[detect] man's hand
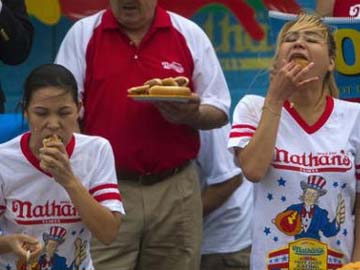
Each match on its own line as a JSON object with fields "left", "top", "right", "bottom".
{"left": 154, "top": 94, "right": 201, "bottom": 128}
{"left": 155, "top": 94, "right": 227, "bottom": 129}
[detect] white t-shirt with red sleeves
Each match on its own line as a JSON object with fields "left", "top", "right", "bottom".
{"left": 228, "top": 95, "right": 360, "bottom": 270}
{"left": 0, "top": 132, "right": 124, "bottom": 270}
{"left": 197, "top": 124, "right": 253, "bottom": 255}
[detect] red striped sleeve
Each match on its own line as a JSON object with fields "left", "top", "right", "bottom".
{"left": 94, "top": 193, "right": 122, "bottom": 203}
{"left": 231, "top": 124, "right": 256, "bottom": 130}
{"left": 229, "top": 132, "right": 254, "bottom": 138}
{"left": 89, "top": 183, "right": 119, "bottom": 195}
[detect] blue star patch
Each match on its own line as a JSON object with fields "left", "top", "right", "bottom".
{"left": 277, "top": 177, "right": 286, "bottom": 186}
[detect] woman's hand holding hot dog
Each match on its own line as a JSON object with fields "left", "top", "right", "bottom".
{"left": 0, "top": 234, "right": 42, "bottom": 260}
{"left": 267, "top": 59, "right": 318, "bottom": 104}
{"left": 39, "top": 139, "right": 77, "bottom": 187}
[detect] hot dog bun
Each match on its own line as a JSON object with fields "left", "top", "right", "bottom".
{"left": 144, "top": 78, "right": 162, "bottom": 87}
{"left": 149, "top": 86, "right": 191, "bottom": 96}
{"left": 42, "top": 134, "right": 62, "bottom": 148}
{"left": 127, "top": 85, "right": 150, "bottom": 95}
{"left": 293, "top": 57, "right": 309, "bottom": 68}
{"left": 174, "top": 76, "right": 189, "bottom": 86}
{"left": 128, "top": 76, "right": 191, "bottom": 98}
{"left": 161, "top": 77, "right": 178, "bottom": 86}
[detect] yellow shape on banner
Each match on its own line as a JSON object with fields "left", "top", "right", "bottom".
{"left": 335, "top": 28, "right": 360, "bottom": 76}
{"left": 25, "top": 0, "right": 61, "bottom": 25}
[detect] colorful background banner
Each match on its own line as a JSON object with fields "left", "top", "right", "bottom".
{"left": 4, "top": 0, "right": 358, "bottom": 142}
{"left": 1, "top": 0, "right": 316, "bottom": 114}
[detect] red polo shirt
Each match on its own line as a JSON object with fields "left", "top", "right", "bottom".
{"left": 56, "top": 7, "right": 230, "bottom": 174}
{"left": 333, "top": 0, "right": 360, "bottom": 17}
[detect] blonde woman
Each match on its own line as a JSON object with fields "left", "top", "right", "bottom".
{"left": 229, "top": 14, "right": 360, "bottom": 269}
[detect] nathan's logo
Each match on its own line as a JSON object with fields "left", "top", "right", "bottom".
{"left": 12, "top": 200, "right": 80, "bottom": 225}
{"left": 292, "top": 246, "right": 324, "bottom": 256}
{"left": 161, "top": 61, "right": 184, "bottom": 73}
{"left": 272, "top": 148, "right": 352, "bottom": 173}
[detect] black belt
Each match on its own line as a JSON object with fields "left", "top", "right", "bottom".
{"left": 117, "top": 161, "right": 190, "bottom": 185}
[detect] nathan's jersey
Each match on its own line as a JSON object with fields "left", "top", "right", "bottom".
{"left": 0, "top": 133, "right": 124, "bottom": 270}
{"left": 228, "top": 95, "right": 360, "bottom": 270}
{"left": 334, "top": 0, "right": 360, "bottom": 18}
{"left": 55, "top": 7, "right": 230, "bottom": 174}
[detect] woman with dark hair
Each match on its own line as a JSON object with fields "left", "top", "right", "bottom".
{"left": 0, "top": 64, "right": 124, "bottom": 270}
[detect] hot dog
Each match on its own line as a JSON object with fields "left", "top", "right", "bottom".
{"left": 293, "top": 57, "right": 309, "bottom": 68}
{"left": 174, "top": 76, "right": 189, "bottom": 86}
{"left": 144, "top": 78, "right": 162, "bottom": 87}
{"left": 149, "top": 86, "right": 191, "bottom": 96}
{"left": 161, "top": 77, "right": 178, "bottom": 86}
{"left": 127, "top": 85, "right": 150, "bottom": 95}
{"left": 128, "top": 76, "right": 191, "bottom": 97}
{"left": 42, "top": 134, "right": 62, "bottom": 148}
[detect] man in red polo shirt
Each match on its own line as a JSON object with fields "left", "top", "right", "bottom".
{"left": 55, "top": 1, "right": 230, "bottom": 269}
{"left": 316, "top": 0, "right": 360, "bottom": 17}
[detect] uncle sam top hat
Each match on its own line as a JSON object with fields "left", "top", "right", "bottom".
{"left": 43, "top": 226, "right": 67, "bottom": 244}
{"left": 300, "top": 175, "right": 327, "bottom": 196}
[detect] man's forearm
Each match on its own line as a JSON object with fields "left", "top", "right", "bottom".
{"left": 192, "top": 104, "right": 228, "bottom": 130}
{"left": 202, "top": 174, "right": 243, "bottom": 217}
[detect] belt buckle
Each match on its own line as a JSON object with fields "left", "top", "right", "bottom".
{"left": 139, "top": 172, "right": 152, "bottom": 184}
{"left": 173, "top": 167, "right": 180, "bottom": 175}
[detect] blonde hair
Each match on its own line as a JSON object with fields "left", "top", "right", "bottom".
{"left": 272, "top": 14, "right": 338, "bottom": 97}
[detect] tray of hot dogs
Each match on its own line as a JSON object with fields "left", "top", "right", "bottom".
{"left": 127, "top": 77, "right": 197, "bottom": 103}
